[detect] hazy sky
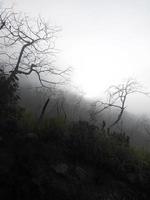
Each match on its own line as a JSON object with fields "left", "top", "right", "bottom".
{"left": 3, "top": 0, "right": 150, "bottom": 115}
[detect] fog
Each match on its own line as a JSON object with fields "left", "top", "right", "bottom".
{"left": 2, "top": 2, "right": 150, "bottom": 198}
{"left": 3, "top": 0, "right": 150, "bottom": 116}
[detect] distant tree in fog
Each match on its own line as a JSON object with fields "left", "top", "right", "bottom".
{"left": 0, "top": 7, "right": 69, "bottom": 87}
{"left": 94, "top": 79, "right": 148, "bottom": 128}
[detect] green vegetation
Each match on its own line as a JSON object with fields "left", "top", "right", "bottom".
{"left": 1, "top": 70, "right": 150, "bottom": 200}
{"left": 0, "top": 6, "right": 150, "bottom": 200}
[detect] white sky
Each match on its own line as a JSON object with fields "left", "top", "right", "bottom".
{"left": 2, "top": 0, "right": 150, "bottom": 115}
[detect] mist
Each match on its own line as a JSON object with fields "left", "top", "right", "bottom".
{"left": 1, "top": 1, "right": 150, "bottom": 199}
{"left": 3, "top": 0, "right": 150, "bottom": 116}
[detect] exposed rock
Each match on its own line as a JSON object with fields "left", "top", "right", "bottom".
{"left": 52, "top": 163, "right": 68, "bottom": 176}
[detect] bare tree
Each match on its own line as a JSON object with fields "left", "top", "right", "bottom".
{"left": 39, "top": 98, "right": 50, "bottom": 121}
{"left": 94, "top": 79, "right": 148, "bottom": 128}
{"left": 0, "top": 8, "right": 69, "bottom": 87}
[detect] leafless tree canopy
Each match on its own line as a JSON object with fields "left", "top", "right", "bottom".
{"left": 0, "top": 8, "right": 69, "bottom": 87}
{"left": 93, "top": 79, "right": 149, "bottom": 128}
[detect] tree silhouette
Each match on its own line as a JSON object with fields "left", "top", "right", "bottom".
{"left": 0, "top": 8, "right": 69, "bottom": 87}
{"left": 94, "top": 79, "right": 149, "bottom": 128}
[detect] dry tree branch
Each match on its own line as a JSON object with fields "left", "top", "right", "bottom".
{"left": 0, "top": 7, "right": 69, "bottom": 88}
{"left": 93, "top": 79, "right": 149, "bottom": 128}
